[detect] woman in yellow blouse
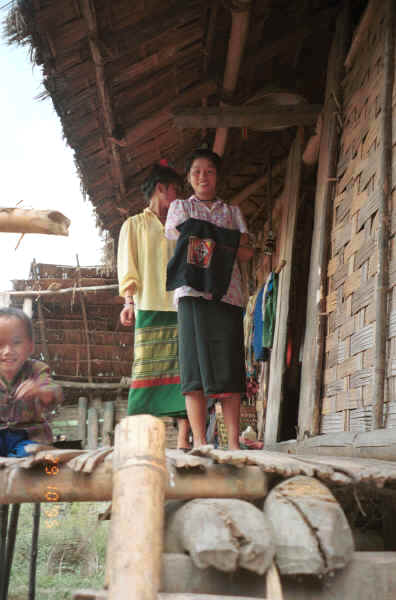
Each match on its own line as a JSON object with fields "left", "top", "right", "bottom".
{"left": 117, "top": 163, "right": 189, "bottom": 449}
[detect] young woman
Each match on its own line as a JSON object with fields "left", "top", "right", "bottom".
{"left": 165, "top": 149, "right": 253, "bottom": 450}
{"left": 118, "top": 163, "right": 190, "bottom": 449}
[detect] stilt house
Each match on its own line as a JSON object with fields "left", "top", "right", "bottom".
{"left": 6, "top": 0, "right": 394, "bottom": 456}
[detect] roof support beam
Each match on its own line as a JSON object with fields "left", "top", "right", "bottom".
{"left": 173, "top": 103, "right": 321, "bottom": 130}
{"left": 81, "top": 0, "right": 127, "bottom": 199}
{"left": 123, "top": 80, "right": 217, "bottom": 147}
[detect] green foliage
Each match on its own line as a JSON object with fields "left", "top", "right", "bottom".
{"left": 8, "top": 502, "right": 109, "bottom": 600}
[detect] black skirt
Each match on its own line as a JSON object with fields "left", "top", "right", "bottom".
{"left": 177, "top": 296, "right": 246, "bottom": 396}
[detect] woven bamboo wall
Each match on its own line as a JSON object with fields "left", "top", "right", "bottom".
{"left": 321, "top": 4, "right": 396, "bottom": 434}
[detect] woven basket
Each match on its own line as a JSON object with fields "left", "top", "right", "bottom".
{"left": 215, "top": 403, "right": 257, "bottom": 449}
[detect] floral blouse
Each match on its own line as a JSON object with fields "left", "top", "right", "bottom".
{"left": 165, "top": 196, "right": 248, "bottom": 307}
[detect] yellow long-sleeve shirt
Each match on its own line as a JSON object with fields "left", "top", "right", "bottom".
{"left": 117, "top": 208, "right": 177, "bottom": 312}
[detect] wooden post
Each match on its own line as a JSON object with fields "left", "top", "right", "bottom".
{"left": 298, "top": 2, "right": 351, "bottom": 439}
{"left": 108, "top": 416, "right": 166, "bottom": 600}
{"left": 2, "top": 504, "right": 20, "bottom": 600}
{"left": 373, "top": 0, "right": 394, "bottom": 429}
{"left": 87, "top": 407, "right": 99, "bottom": 450}
{"left": 103, "top": 402, "right": 114, "bottom": 447}
{"left": 264, "top": 129, "right": 303, "bottom": 445}
{"left": 78, "top": 397, "right": 88, "bottom": 448}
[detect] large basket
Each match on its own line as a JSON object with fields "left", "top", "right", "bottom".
{"left": 215, "top": 402, "right": 257, "bottom": 449}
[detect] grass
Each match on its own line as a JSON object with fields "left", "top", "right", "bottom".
{"left": 7, "top": 501, "right": 109, "bottom": 600}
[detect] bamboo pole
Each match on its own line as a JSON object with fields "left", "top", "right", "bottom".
{"left": 81, "top": 0, "right": 126, "bottom": 202}
{"left": 2, "top": 504, "right": 20, "bottom": 600}
{"left": 108, "top": 416, "right": 166, "bottom": 600}
{"left": 78, "top": 397, "right": 88, "bottom": 448}
{"left": 28, "top": 503, "right": 41, "bottom": 600}
{"left": 0, "top": 461, "right": 268, "bottom": 504}
{"left": 103, "top": 402, "right": 114, "bottom": 447}
{"left": 56, "top": 381, "right": 129, "bottom": 390}
{"left": 0, "top": 506, "right": 9, "bottom": 600}
{"left": 373, "top": 0, "right": 394, "bottom": 429}
{"left": 87, "top": 407, "right": 99, "bottom": 449}
{"left": 7, "top": 284, "right": 118, "bottom": 297}
{"left": 298, "top": 2, "right": 351, "bottom": 439}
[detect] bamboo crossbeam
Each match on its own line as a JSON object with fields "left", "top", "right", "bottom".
{"left": 81, "top": 0, "right": 126, "bottom": 200}
{"left": 173, "top": 104, "right": 321, "bottom": 130}
{"left": 0, "top": 463, "right": 268, "bottom": 504}
{"left": 7, "top": 284, "right": 118, "bottom": 297}
{"left": 54, "top": 380, "right": 129, "bottom": 390}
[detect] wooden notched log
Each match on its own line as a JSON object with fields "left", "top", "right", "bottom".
{"left": 263, "top": 476, "right": 354, "bottom": 576}
{"left": 164, "top": 499, "right": 275, "bottom": 574}
{"left": 0, "top": 207, "right": 70, "bottom": 236}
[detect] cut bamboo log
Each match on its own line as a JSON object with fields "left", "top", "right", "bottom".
{"left": 0, "top": 208, "right": 70, "bottom": 235}
{"left": 73, "top": 593, "right": 270, "bottom": 600}
{"left": 0, "top": 461, "right": 268, "bottom": 504}
{"left": 108, "top": 415, "right": 166, "bottom": 600}
{"left": 78, "top": 397, "right": 88, "bottom": 448}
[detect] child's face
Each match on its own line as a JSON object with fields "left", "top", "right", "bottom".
{"left": 188, "top": 158, "right": 217, "bottom": 201}
{"left": 0, "top": 317, "right": 33, "bottom": 382}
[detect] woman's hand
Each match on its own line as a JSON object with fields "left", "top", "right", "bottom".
{"left": 120, "top": 305, "right": 135, "bottom": 327}
{"left": 237, "top": 233, "right": 254, "bottom": 262}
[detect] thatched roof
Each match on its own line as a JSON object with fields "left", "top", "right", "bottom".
{"left": 4, "top": 0, "right": 357, "bottom": 239}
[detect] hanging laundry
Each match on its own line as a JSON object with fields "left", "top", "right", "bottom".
{"left": 262, "top": 272, "right": 278, "bottom": 349}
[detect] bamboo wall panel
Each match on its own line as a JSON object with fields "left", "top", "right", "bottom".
{"left": 321, "top": 3, "right": 395, "bottom": 434}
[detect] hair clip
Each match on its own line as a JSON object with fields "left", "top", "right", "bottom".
{"left": 158, "top": 158, "right": 169, "bottom": 167}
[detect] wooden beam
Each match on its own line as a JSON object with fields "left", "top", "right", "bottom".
{"left": 270, "top": 429, "right": 396, "bottom": 462}
{"left": 264, "top": 129, "right": 304, "bottom": 445}
{"left": 173, "top": 104, "right": 321, "bottom": 130}
{"left": 298, "top": 3, "right": 351, "bottom": 439}
{"left": 373, "top": 0, "right": 394, "bottom": 428}
{"left": 0, "top": 462, "right": 268, "bottom": 504}
{"left": 81, "top": 0, "right": 126, "bottom": 199}
{"left": 124, "top": 80, "right": 217, "bottom": 147}
{"left": 0, "top": 208, "right": 70, "bottom": 236}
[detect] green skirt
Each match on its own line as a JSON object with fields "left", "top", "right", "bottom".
{"left": 128, "top": 310, "right": 186, "bottom": 418}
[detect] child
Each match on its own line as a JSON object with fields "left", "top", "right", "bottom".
{"left": 165, "top": 149, "right": 253, "bottom": 450}
{"left": 0, "top": 307, "right": 63, "bottom": 457}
